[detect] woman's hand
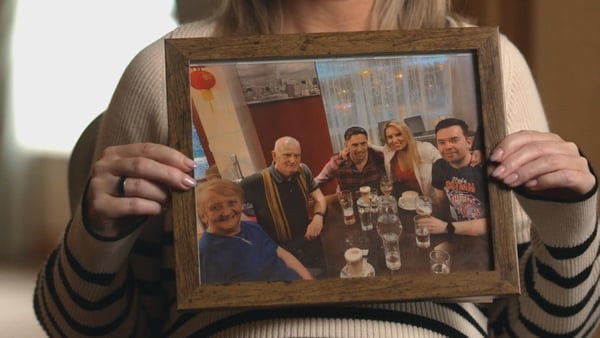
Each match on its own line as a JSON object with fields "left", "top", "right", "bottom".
{"left": 490, "top": 131, "right": 596, "bottom": 198}
{"left": 86, "top": 143, "right": 197, "bottom": 237}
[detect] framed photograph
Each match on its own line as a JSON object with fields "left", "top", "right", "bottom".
{"left": 165, "top": 27, "right": 519, "bottom": 311}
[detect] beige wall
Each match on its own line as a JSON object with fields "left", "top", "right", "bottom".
{"left": 531, "top": 1, "right": 599, "bottom": 210}
{"left": 191, "top": 65, "right": 266, "bottom": 178}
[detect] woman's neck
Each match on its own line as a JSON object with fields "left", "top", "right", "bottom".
{"left": 393, "top": 148, "right": 412, "bottom": 169}
{"left": 280, "top": 0, "right": 374, "bottom": 33}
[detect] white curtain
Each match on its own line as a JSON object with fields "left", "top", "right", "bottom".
{"left": 315, "top": 53, "right": 477, "bottom": 152}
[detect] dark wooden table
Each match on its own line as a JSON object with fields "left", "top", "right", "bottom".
{"left": 320, "top": 195, "right": 491, "bottom": 278}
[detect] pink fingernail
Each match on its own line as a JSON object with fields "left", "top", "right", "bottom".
{"left": 489, "top": 149, "right": 503, "bottom": 162}
{"left": 503, "top": 173, "right": 519, "bottom": 185}
{"left": 492, "top": 165, "right": 505, "bottom": 178}
{"left": 185, "top": 158, "right": 196, "bottom": 169}
{"left": 183, "top": 177, "right": 197, "bottom": 188}
{"left": 525, "top": 179, "right": 538, "bottom": 189}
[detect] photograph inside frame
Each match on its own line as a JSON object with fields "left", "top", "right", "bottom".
{"left": 190, "top": 52, "right": 492, "bottom": 286}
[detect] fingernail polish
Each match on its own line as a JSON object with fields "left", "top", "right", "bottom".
{"left": 185, "top": 158, "right": 196, "bottom": 169}
{"left": 503, "top": 173, "right": 519, "bottom": 185}
{"left": 183, "top": 177, "right": 197, "bottom": 188}
{"left": 525, "top": 179, "right": 538, "bottom": 189}
{"left": 489, "top": 149, "right": 503, "bottom": 162}
{"left": 492, "top": 165, "right": 505, "bottom": 178}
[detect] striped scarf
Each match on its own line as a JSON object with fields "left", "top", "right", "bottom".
{"left": 261, "top": 165, "right": 310, "bottom": 242}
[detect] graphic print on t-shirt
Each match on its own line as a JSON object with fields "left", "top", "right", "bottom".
{"left": 444, "top": 176, "right": 485, "bottom": 221}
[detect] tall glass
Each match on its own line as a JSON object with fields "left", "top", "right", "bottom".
{"left": 376, "top": 212, "right": 402, "bottom": 237}
{"left": 376, "top": 196, "right": 402, "bottom": 237}
{"left": 357, "top": 200, "right": 373, "bottom": 230}
{"left": 381, "top": 232, "right": 401, "bottom": 270}
{"left": 369, "top": 188, "right": 379, "bottom": 229}
{"left": 337, "top": 190, "right": 355, "bottom": 225}
{"left": 413, "top": 215, "right": 430, "bottom": 249}
{"left": 357, "top": 186, "right": 374, "bottom": 231}
{"left": 416, "top": 195, "right": 433, "bottom": 216}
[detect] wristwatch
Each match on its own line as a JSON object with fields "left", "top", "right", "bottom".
{"left": 446, "top": 222, "right": 456, "bottom": 234}
{"left": 314, "top": 211, "right": 325, "bottom": 217}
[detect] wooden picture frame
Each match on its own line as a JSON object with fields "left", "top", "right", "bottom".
{"left": 165, "top": 27, "right": 519, "bottom": 311}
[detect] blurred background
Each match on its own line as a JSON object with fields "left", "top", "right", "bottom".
{"left": 0, "top": 0, "right": 598, "bottom": 336}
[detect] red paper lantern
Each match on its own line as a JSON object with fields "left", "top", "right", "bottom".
{"left": 190, "top": 67, "right": 216, "bottom": 90}
{"left": 190, "top": 66, "right": 216, "bottom": 111}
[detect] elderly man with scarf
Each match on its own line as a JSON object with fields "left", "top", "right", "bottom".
{"left": 240, "top": 136, "right": 328, "bottom": 276}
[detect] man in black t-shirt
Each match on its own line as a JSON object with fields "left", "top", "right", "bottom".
{"left": 417, "top": 118, "right": 488, "bottom": 236}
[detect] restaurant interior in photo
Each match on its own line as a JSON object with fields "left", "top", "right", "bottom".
{"left": 190, "top": 53, "right": 479, "bottom": 196}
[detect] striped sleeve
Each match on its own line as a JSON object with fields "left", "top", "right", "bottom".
{"left": 33, "top": 209, "right": 147, "bottom": 337}
{"left": 488, "top": 34, "right": 600, "bottom": 337}
{"left": 490, "top": 192, "right": 600, "bottom": 337}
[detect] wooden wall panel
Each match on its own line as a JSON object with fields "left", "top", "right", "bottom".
{"left": 453, "top": 0, "right": 532, "bottom": 63}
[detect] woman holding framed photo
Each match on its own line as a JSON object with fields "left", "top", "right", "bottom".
{"left": 33, "top": 1, "right": 598, "bottom": 337}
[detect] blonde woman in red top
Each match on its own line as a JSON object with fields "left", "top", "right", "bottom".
{"left": 372, "top": 120, "right": 441, "bottom": 197}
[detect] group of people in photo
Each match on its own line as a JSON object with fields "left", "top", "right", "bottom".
{"left": 197, "top": 116, "right": 488, "bottom": 284}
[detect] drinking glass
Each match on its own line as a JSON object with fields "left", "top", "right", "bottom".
{"left": 369, "top": 188, "right": 379, "bottom": 230}
{"left": 381, "top": 232, "right": 401, "bottom": 270}
{"left": 357, "top": 186, "right": 374, "bottom": 231}
{"left": 337, "top": 190, "right": 355, "bottom": 225}
{"left": 429, "top": 249, "right": 451, "bottom": 274}
{"left": 416, "top": 195, "right": 433, "bottom": 216}
{"left": 379, "top": 175, "right": 393, "bottom": 196}
{"left": 413, "top": 215, "right": 430, "bottom": 249}
{"left": 376, "top": 210, "right": 402, "bottom": 237}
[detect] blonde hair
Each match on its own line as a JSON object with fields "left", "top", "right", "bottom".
{"left": 210, "top": 0, "right": 457, "bottom": 36}
{"left": 195, "top": 178, "right": 244, "bottom": 214}
{"left": 383, "top": 120, "right": 422, "bottom": 165}
{"left": 372, "top": 0, "right": 452, "bottom": 30}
